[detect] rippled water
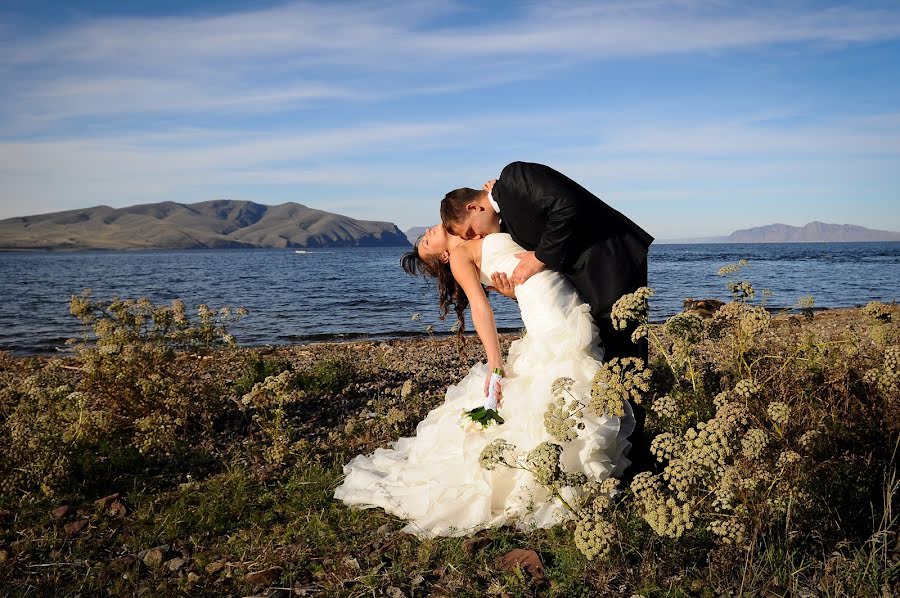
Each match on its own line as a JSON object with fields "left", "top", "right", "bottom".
{"left": 1, "top": 242, "right": 897, "bottom": 354}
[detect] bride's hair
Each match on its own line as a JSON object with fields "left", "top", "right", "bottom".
{"left": 401, "top": 240, "right": 469, "bottom": 351}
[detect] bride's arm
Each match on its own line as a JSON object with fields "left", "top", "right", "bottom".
{"left": 449, "top": 248, "right": 504, "bottom": 395}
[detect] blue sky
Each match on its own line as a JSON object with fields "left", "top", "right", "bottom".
{"left": 1, "top": 1, "right": 899, "bottom": 238}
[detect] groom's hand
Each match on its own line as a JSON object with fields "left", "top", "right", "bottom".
{"left": 487, "top": 272, "right": 517, "bottom": 300}
{"left": 511, "top": 252, "right": 546, "bottom": 285}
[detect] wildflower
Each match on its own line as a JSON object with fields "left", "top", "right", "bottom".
{"left": 611, "top": 287, "right": 654, "bottom": 330}
{"left": 631, "top": 324, "right": 650, "bottom": 343}
{"left": 589, "top": 357, "right": 650, "bottom": 418}
{"left": 550, "top": 377, "right": 576, "bottom": 398}
{"left": 650, "top": 432, "right": 680, "bottom": 462}
{"left": 479, "top": 439, "right": 517, "bottom": 471}
{"left": 385, "top": 407, "right": 406, "bottom": 426}
{"left": 862, "top": 301, "right": 892, "bottom": 323}
{"left": 665, "top": 313, "right": 704, "bottom": 345}
{"left": 740, "top": 428, "right": 768, "bottom": 460}
{"left": 708, "top": 517, "right": 747, "bottom": 545}
{"left": 652, "top": 394, "right": 679, "bottom": 419}
{"left": 526, "top": 441, "right": 564, "bottom": 487}
{"left": 727, "top": 281, "right": 755, "bottom": 301}
{"left": 733, "top": 379, "right": 760, "bottom": 400}
{"left": 799, "top": 429, "right": 820, "bottom": 451}
{"left": 777, "top": 450, "right": 802, "bottom": 469}
{"left": 766, "top": 401, "right": 791, "bottom": 427}
{"left": 544, "top": 398, "right": 579, "bottom": 442}
{"left": 574, "top": 516, "right": 615, "bottom": 560}
{"left": 717, "top": 259, "right": 748, "bottom": 276}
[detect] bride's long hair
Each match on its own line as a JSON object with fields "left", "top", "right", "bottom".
{"left": 401, "top": 240, "right": 469, "bottom": 350}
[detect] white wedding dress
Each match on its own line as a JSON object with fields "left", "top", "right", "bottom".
{"left": 334, "top": 233, "right": 634, "bottom": 537}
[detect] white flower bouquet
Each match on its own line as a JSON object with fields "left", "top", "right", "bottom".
{"left": 463, "top": 368, "right": 505, "bottom": 428}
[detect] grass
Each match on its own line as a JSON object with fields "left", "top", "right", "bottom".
{"left": 0, "top": 300, "right": 897, "bottom": 596}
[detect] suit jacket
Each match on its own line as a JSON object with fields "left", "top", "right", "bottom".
{"left": 492, "top": 161, "right": 654, "bottom": 273}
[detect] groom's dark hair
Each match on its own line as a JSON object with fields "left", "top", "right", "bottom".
{"left": 440, "top": 187, "right": 482, "bottom": 229}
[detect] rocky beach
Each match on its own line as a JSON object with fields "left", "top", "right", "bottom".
{"left": 0, "top": 301, "right": 897, "bottom": 596}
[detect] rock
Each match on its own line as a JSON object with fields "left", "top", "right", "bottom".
{"left": 50, "top": 506, "right": 71, "bottom": 520}
{"left": 462, "top": 536, "right": 490, "bottom": 555}
{"left": 165, "top": 557, "right": 188, "bottom": 572}
{"left": 94, "top": 493, "right": 121, "bottom": 511}
{"left": 400, "top": 379, "right": 414, "bottom": 398}
{"left": 107, "top": 500, "right": 128, "bottom": 518}
{"left": 496, "top": 549, "right": 545, "bottom": 585}
{"left": 109, "top": 555, "right": 138, "bottom": 571}
{"left": 142, "top": 547, "right": 168, "bottom": 569}
{"left": 343, "top": 557, "right": 360, "bottom": 571}
{"left": 205, "top": 560, "right": 226, "bottom": 574}
{"left": 410, "top": 574, "right": 424, "bottom": 586}
{"left": 244, "top": 566, "right": 283, "bottom": 587}
{"left": 376, "top": 523, "right": 392, "bottom": 535}
{"left": 64, "top": 519, "right": 89, "bottom": 536}
{"left": 386, "top": 588, "right": 405, "bottom": 598}
{"left": 683, "top": 298, "right": 724, "bottom": 317}
{"left": 187, "top": 572, "right": 201, "bottom": 584}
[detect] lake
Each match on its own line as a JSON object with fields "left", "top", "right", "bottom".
{"left": 1, "top": 242, "right": 897, "bottom": 355}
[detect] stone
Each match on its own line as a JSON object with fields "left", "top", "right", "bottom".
{"left": 50, "top": 506, "right": 71, "bottom": 520}
{"left": 109, "top": 555, "right": 138, "bottom": 571}
{"left": 496, "top": 549, "right": 545, "bottom": 585}
{"left": 64, "top": 519, "right": 88, "bottom": 536}
{"left": 376, "top": 523, "right": 392, "bottom": 535}
{"left": 142, "top": 547, "right": 167, "bottom": 569}
{"left": 462, "top": 536, "right": 490, "bottom": 556}
{"left": 165, "top": 557, "right": 188, "bottom": 572}
{"left": 244, "top": 566, "right": 283, "bottom": 587}
{"left": 205, "top": 560, "right": 226, "bottom": 574}
{"left": 107, "top": 501, "right": 128, "bottom": 518}
{"left": 682, "top": 298, "right": 725, "bottom": 318}
{"left": 94, "top": 493, "right": 121, "bottom": 510}
{"left": 187, "top": 572, "right": 201, "bottom": 584}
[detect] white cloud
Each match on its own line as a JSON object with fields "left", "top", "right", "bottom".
{"left": 3, "top": 1, "right": 900, "bottom": 125}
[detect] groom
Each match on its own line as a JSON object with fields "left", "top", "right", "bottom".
{"left": 440, "top": 161, "right": 654, "bottom": 473}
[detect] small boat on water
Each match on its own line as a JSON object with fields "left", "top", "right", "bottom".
{"left": 294, "top": 250, "right": 308, "bottom": 254}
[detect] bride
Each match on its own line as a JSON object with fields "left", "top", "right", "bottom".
{"left": 333, "top": 225, "right": 634, "bottom": 537}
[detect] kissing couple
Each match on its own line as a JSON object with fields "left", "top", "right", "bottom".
{"left": 335, "top": 161, "right": 654, "bottom": 537}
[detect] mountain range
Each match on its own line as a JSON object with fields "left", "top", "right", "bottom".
{"left": 661, "top": 222, "right": 900, "bottom": 244}
{"left": 0, "top": 200, "right": 410, "bottom": 250}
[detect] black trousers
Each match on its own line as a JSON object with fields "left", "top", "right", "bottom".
{"left": 564, "top": 237, "right": 653, "bottom": 479}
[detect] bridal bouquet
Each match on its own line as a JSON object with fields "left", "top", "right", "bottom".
{"left": 463, "top": 368, "right": 505, "bottom": 429}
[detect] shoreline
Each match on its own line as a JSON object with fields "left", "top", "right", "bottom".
{"left": 1, "top": 304, "right": 887, "bottom": 358}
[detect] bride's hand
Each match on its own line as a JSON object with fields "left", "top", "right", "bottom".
{"left": 483, "top": 179, "right": 497, "bottom": 194}
{"left": 487, "top": 272, "right": 516, "bottom": 300}
{"left": 483, "top": 372, "right": 503, "bottom": 405}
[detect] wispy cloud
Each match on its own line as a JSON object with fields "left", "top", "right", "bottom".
{"left": 1, "top": 1, "right": 898, "bottom": 235}
{"left": 4, "top": 1, "right": 900, "bottom": 125}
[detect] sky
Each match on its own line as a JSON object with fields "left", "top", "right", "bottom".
{"left": 1, "top": 0, "right": 899, "bottom": 239}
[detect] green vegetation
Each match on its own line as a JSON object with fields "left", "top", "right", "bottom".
{"left": 0, "top": 280, "right": 897, "bottom": 596}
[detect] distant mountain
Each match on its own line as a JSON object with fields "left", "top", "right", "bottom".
{"left": 0, "top": 200, "right": 411, "bottom": 250}
{"left": 405, "top": 226, "right": 428, "bottom": 244}
{"left": 727, "top": 222, "right": 900, "bottom": 243}
{"left": 657, "top": 222, "right": 900, "bottom": 244}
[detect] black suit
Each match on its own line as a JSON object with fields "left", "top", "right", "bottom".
{"left": 492, "top": 161, "right": 654, "bottom": 477}
{"left": 492, "top": 161, "right": 653, "bottom": 360}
